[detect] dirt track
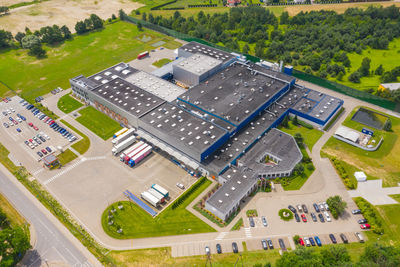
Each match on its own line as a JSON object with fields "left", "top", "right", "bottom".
{"left": 0, "top": 0, "right": 143, "bottom": 34}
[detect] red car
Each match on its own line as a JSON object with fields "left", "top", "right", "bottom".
{"left": 3, "top": 98, "right": 8, "bottom": 103}
{"left": 29, "top": 139, "right": 33, "bottom": 143}
{"left": 41, "top": 149, "right": 47, "bottom": 155}
{"left": 301, "top": 214, "right": 307, "bottom": 222}
{"left": 360, "top": 224, "right": 371, "bottom": 229}
{"left": 299, "top": 238, "right": 305, "bottom": 246}
{"left": 28, "top": 122, "right": 33, "bottom": 127}
{"left": 33, "top": 126, "right": 38, "bottom": 131}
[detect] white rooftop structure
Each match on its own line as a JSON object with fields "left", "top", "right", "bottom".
{"left": 380, "top": 83, "right": 400, "bottom": 91}
{"left": 354, "top": 171, "right": 367, "bottom": 182}
{"left": 126, "top": 71, "right": 186, "bottom": 102}
{"left": 177, "top": 53, "right": 222, "bottom": 76}
{"left": 335, "top": 126, "right": 360, "bottom": 143}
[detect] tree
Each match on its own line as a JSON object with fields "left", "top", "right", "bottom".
{"left": 337, "top": 71, "right": 344, "bottom": 81}
{"left": 142, "top": 12, "right": 147, "bottom": 21}
{"left": 0, "top": 29, "right": 13, "bottom": 48}
{"left": 384, "top": 118, "right": 392, "bottom": 131}
{"left": 148, "top": 13, "right": 154, "bottom": 23}
{"left": 348, "top": 71, "right": 361, "bottom": 83}
{"left": 358, "top": 57, "right": 371, "bottom": 77}
{"left": 281, "top": 115, "right": 289, "bottom": 128}
{"left": 381, "top": 71, "right": 397, "bottom": 83}
{"left": 75, "top": 21, "right": 87, "bottom": 34}
{"left": 326, "top": 195, "right": 347, "bottom": 219}
{"left": 276, "top": 246, "right": 322, "bottom": 267}
{"left": 242, "top": 43, "right": 250, "bottom": 54}
{"left": 294, "top": 163, "right": 304, "bottom": 175}
{"left": 292, "top": 115, "right": 298, "bottom": 125}
{"left": 0, "top": 6, "right": 9, "bottom": 15}
{"left": 137, "top": 22, "right": 143, "bottom": 31}
{"left": 321, "top": 246, "right": 351, "bottom": 266}
{"left": 280, "top": 11, "right": 289, "bottom": 24}
{"left": 14, "top": 32, "right": 26, "bottom": 46}
{"left": 358, "top": 243, "right": 400, "bottom": 267}
{"left": 90, "top": 14, "right": 103, "bottom": 29}
{"left": 294, "top": 133, "right": 304, "bottom": 148}
{"left": 21, "top": 35, "right": 40, "bottom": 49}
{"left": 293, "top": 235, "right": 300, "bottom": 245}
{"left": 375, "top": 64, "right": 384, "bottom": 76}
{"left": 29, "top": 44, "right": 46, "bottom": 58}
{"left": 112, "top": 14, "right": 117, "bottom": 20}
{"left": 61, "top": 25, "right": 72, "bottom": 39}
{"left": 119, "top": 9, "right": 127, "bottom": 20}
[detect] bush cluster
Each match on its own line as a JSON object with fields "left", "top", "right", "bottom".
{"left": 354, "top": 197, "right": 384, "bottom": 234}
{"left": 246, "top": 209, "right": 258, "bottom": 217}
{"left": 278, "top": 208, "right": 294, "bottom": 221}
{"left": 330, "top": 157, "right": 356, "bottom": 189}
{"left": 171, "top": 177, "right": 206, "bottom": 209}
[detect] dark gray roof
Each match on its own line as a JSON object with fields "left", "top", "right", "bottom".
{"left": 178, "top": 62, "right": 291, "bottom": 127}
{"left": 92, "top": 77, "right": 165, "bottom": 117}
{"left": 179, "top": 41, "right": 235, "bottom": 64}
{"left": 87, "top": 62, "right": 139, "bottom": 88}
{"left": 140, "top": 102, "right": 228, "bottom": 154}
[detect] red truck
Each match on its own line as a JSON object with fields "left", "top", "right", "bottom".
{"left": 137, "top": 51, "right": 149, "bottom": 59}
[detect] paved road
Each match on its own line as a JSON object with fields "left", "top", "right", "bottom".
{"left": 0, "top": 164, "right": 100, "bottom": 267}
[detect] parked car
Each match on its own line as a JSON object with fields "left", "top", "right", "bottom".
{"left": 340, "top": 233, "right": 348, "bottom": 244}
{"left": 16, "top": 128, "right": 21, "bottom": 132}
{"left": 352, "top": 209, "right": 362, "bottom": 215}
{"left": 37, "top": 151, "right": 43, "bottom": 157}
{"left": 358, "top": 218, "right": 368, "bottom": 224}
{"left": 302, "top": 204, "right": 308, "bottom": 213}
{"left": 314, "top": 236, "right": 322, "bottom": 247}
{"left": 232, "top": 242, "right": 238, "bottom": 253}
{"left": 267, "top": 238, "right": 273, "bottom": 249}
{"left": 24, "top": 140, "right": 29, "bottom": 145}
{"left": 288, "top": 205, "right": 297, "bottom": 213}
{"left": 309, "top": 237, "right": 316, "bottom": 246}
{"left": 295, "top": 213, "right": 300, "bottom": 222}
{"left": 28, "top": 122, "right": 33, "bottom": 127}
{"left": 3, "top": 122, "right": 8, "bottom": 128}
{"left": 261, "top": 216, "right": 268, "bottom": 227}
{"left": 313, "top": 203, "right": 320, "bottom": 213}
{"left": 323, "top": 202, "right": 330, "bottom": 211}
{"left": 355, "top": 232, "right": 364, "bottom": 243}
{"left": 360, "top": 224, "right": 371, "bottom": 229}
{"left": 324, "top": 211, "right": 331, "bottom": 222}
{"left": 249, "top": 217, "right": 255, "bottom": 227}
{"left": 297, "top": 205, "right": 303, "bottom": 213}
{"left": 304, "top": 237, "right": 311, "bottom": 247}
{"left": 299, "top": 238, "right": 304, "bottom": 246}
{"left": 301, "top": 214, "right": 307, "bottom": 222}
{"left": 278, "top": 239, "right": 286, "bottom": 250}
{"left": 33, "top": 125, "right": 38, "bottom": 131}
{"left": 45, "top": 146, "right": 52, "bottom": 152}
{"left": 216, "top": 244, "right": 222, "bottom": 254}
{"left": 311, "top": 212, "right": 317, "bottom": 222}
{"left": 318, "top": 213, "right": 325, "bottom": 223}
{"left": 176, "top": 183, "right": 185, "bottom": 189}
{"left": 319, "top": 203, "right": 325, "bottom": 211}
{"left": 205, "top": 246, "right": 210, "bottom": 255}
{"left": 41, "top": 149, "right": 47, "bottom": 155}
{"left": 261, "top": 240, "right": 268, "bottom": 250}
{"left": 329, "top": 234, "right": 337, "bottom": 244}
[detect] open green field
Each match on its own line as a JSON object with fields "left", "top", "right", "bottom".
{"left": 57, "top": 93, "right": 83, "bottom": 114}
{"left": 102, "top": 178, "right": 216, "bottom": 239}
{"left": 390, "top": 194, "right": 400, "bottom": 202}
{"left": 0, "top": 193, "right": 27, "bottom": 227}
{"left": 110, "top": 246, "right": 281, "bottom": 267}
{"left": 152, "top": 58, "right": 172, "bottom": 68}
{"left": 329, "top": 38, "right": 400, "bottom": 91}
{"left": 57, "top": 149, "right": 78, "bottom": 165}
{"left": 60, "top": 119, "right": 91, "bottom": 155}
{"left": 375, "top": 203, "right": 400, "bottom": 246}
{"left": 278, "top": 121, "right": 323, "bottom": 151}
{"left": 76, "top": 106, "right": 122, "bottom": 140}
{"left": 322, "top": 106, "right": 400, "bottom": 187}
{"left": 0, "top": 21, "right": 181, "bottom": 102}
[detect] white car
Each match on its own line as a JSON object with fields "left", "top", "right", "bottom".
{"left": 10, "top": 108, "right": 15, "bottom": 113}
{"left": 324, "top": 211, "right": 331, "bottom": 222}
{"left": 29, "top": 143, "right": 35, "bottom": 149}
{"left": 176, "top": 183, "right": 185, "bottom": 189}
{"left": 6, "top": 109, "right": 11, "bottom": 114}
{"left": 32, "top": 141, "right": 38, "bottom": 147}
{"left": 297, "top": 205, "right": 303, "bottom": 212}
{"left": 319, "top": 203, "right": 325, "bottom": 211}
{"left": 304, "top": 237, "right": 311, "bottom": 247}
{"left": 323, "top": 202, "right": 329, "bottom": 211}
{"left": 16, "top": 118, "right": 22, "bottom": 123}
{"left": 205, "top": 246, "right": 210, "bottom": 255}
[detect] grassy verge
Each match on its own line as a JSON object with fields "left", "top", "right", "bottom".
{"left": 76, "top": 106, "right": 122, "bottom": 140}
{"left": 231, "top": 218, "right": 243, "bottom": 231}
{"left": 0, "top": 142, "right": 115, "bottom": 265}
{"left": 60, "top": 119, "right": 90, "bottom": 155}
{"left": 324, "top": 107, "right": 344, "bottom": 131}
{"left": 102, "top": 177, "right": 216, "bottom": 239}
{"left": 33, "top": 102, "right": 59, "bottom": 119}
{"left": 57, "top": 93, "right": 83, "bottom": 114}
{"left": 0, "top": 193, "right": 27, "bottom": 227}
{"left": 110, "top": 246, "right": 281, "bottom": 266}
{"left": 57, "top": 149, "right": 78, "bottom": 165}
{"left": 389, "top": 194, "right": 400, "bottom": 202}
{"left": 322, "top": 106, "right": 400, "bottom": 187}
{"left": 152, "top": 58, "right": 172, "bottom": 68}
{"left": 0, "top": 21, "right": 181, "bottom": 101}
{"left": 279, "top": 120, "right": 323, "bottom": 151}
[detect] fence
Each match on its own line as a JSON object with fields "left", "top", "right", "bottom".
{"left": 125, "top": 15, "right": 399, "bottom": 113}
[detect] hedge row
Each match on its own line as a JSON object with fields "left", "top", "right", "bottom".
{"left": 150, "top": 0, "right": 177, "bottom": 10}
{"left": 298, "top": 119, "right": 314, "bottom": 129}
{"left": 188, "top": 4, "right": 217, "bottom": 8}
{"left": 354, "top": 197, "right": 384, "bottom": 234}
{"left": 330, "top": 157, "right": 356, "bottom": 189}
{"left": 171, "top": 177, "right": 207, "bottom": 209}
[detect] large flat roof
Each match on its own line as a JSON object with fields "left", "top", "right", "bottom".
{"left": 140, "top": 102, "right": 228, "bottom": 154}
{"left": 125, "top": 71, "right": 186, "bottom": 102}
{"left": 179, "top": 62, "right": 291, "bottom": 127}
{"left": 92, "top": 77, "right": 165, "bottom": 117}
{"left": 179, "top": 42, "right": 235, "bottom": 64}
{"left": 175, "top": 53, "right": 222, "bottom": 76}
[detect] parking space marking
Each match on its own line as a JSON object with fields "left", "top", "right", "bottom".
{"left": 215, "top": 232, "right": 228, "bottom": 241}
{"left": 19, "top": 143, "right": 39, "bottom": 161}
{"left": 86, "top": 156, "right": 106, "bottom": 161}
{"left": 3, "top": 126, "right": 18, "bottom": 141}
{"left": 32, "top": 168, "right": 44, "bottom": 176}
{"left": 44, "top": 159, "right": 83, "bottom": 185}
{"left": 244, "top": 227, "right": 252, "bottom": 238}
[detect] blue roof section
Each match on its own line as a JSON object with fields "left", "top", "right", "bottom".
{"left": 124, "top": 190, "right": 157, "bottom": 217}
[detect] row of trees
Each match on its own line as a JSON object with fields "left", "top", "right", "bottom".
{"left": 0, "top": 6, "right": 9, "bottom": 15}
{"left": 75, "top": 14, "right": 103, "bottom": 34}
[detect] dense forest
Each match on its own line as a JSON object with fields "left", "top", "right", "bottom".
{"left": 142, "top": 5, "right": 400, "bottom": 101}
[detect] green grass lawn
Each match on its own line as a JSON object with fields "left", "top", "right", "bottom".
{"left": 322, "top": 106, "right": 400, "bottom": 187}
{"left": 278, "top": 120, "right": 323, "bottom": 151}
{"left": 60, "top": 119, "right": 90, "bottom": 155}
{"left": 57, "top": 149, "right": 78, "bottom": 165}
{"left": 102, "top": 178, "right": 216, "bottom": 239}
{"left": 76, "top": 106, "right": 122, "bottom": 140}
{"left": 57, "top": 93, "right": 83, "bottom": 114}
{"left": 152, "top": 58, "right": 172, "bottom": 68}
{"left": 389, "top": 194, "right": 400, "bottom": 202}
{"left": 0, "top": 193, "right": 27, "bottom": 227}
{"left": 0, "top": 21, "right": 181, "bottom": 102}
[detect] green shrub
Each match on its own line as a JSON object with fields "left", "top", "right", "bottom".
{"left": 354, "top": 197, "right": 384, "bottom": 234}
{"left": 278, "top": 209, "right": 294, "bottom": 221}
{"left": 246, "top": 209, "right": 258, "bottom": 217}
{"left": 172, "top": 177, "right": 207, "bottom": 209}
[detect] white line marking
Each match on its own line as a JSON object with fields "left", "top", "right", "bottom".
{"left": 43, "top": 159, "right": 83, "bottom": 185}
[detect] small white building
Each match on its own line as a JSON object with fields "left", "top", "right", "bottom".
{"left": 354, "top": 171, "right": 367, "bottom": 182}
